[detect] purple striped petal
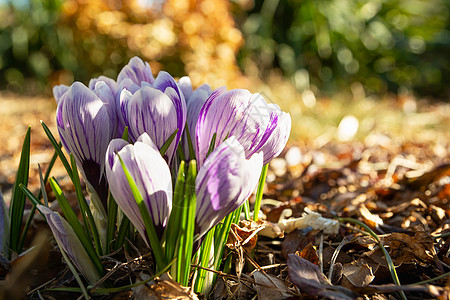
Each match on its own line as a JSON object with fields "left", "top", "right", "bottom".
{"left": 89, "top": 76, "right": 117, "bottom": 97}
{"left": 53, "top": 84, "right": 69, "bottom": 105}
{"left": 105, "top": 133, "right": 172, "bottom": 242}
{"left": 117, "top": 56, "right": 154, "bottom": 86}
{"left": 196, "top": 89, "right": 253, "bottom": 166}
{"left": 39, "top": 205, "right": 102, "bottom": 285}
{"left": 182, "top": 84, "right": 213, "bottom": 160}
{"left": 195, "top": 137, "right": 263, "bottom": 239}
{"left": 55, "top": 81, "right": 117, "bottom": 209}
{"left": 120, "top": 86, "right": 180, "bottom": 163}
{"left": 177, "top": 76, "right": 193, "bottom": 100}
{"left": 153, "top": 72, "right": 187, "bottom": 150}
{"left": 196, "top": 89, "right": 291, "bottom": 166}
{"left": 250, "top": 109, "right": 291, "bottom": 164}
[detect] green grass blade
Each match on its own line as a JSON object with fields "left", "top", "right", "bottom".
{"left": 213, "top": 205, "right": 242, "bottom": 275}
{"left": 121, "top": 126, "right": 129, "bottom": 141}
{"left": 177, "top": 143, "right": 186, "bottom": 162}
{"left": 159, "top": 129, "right": 179, "bottom": 156}
{"left": 243, "top": 199, "right": 250, "bottom": 220}
{"left": 184, "top": 121, "right": 196, "bottom": 161}
{"left": 165, "top": 163, "right": 186, "bottom": 256}
{"left": 40, "top": 121, "right": 73, "bottom": 182}
{"left": 253, "top": 164, "right": 268, "bottom": 221}
{"left": 18, "top": 150, "right": 58, "bottom": 251}
{"left": 164, "top": 160, "right": 186, "bottom": 261}
{"left": 206, "top": 133, "right": 217, "bottom": 158}
{"left": 19, "top": 184, "right": 45, "bottom": 219}
{"left": 9, "top": 126, "right": 31, "bottom": 255}
{"left": 70, "top": 155, "right": 103, "bottom": 256}
{"left": 106, "top": 192, "right": 118, "bottom": 253}
{"left": 176, "top": 160, "right": 197, "bottom": 286}
{"left": 113, "top": 213, "right": 130, "bottom": 251}
{"left": 49, "top": 177, "right": 103, "bottom": 275}
{"left": 117, "top": 154, "right": 165, "bottom": 270}
{"left": 194, "top": 227, "right": 215, "bottom": 293}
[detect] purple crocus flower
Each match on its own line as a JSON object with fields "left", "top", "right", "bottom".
{"left": 195, "top": 137, "right": 263, "bottom": 239}
{"left": 114, "top": 57, "right": 155, "bottom": 136}
{"left": 105, "top": 133, "right": 172, "bottom": 242}
{"left": 54, "top": 81, "right": 117, "bottom": 212}
{"left": 178, "top": 76, "right": 213, "bottom": 160}
{"left": 38, "top": 205, "right": 102, "bottom": 285}
{"left": 117, "top": 58, "right": 187, "bottom": 164}
{"left": 195, "top": 89, "right": 291, "bottom": 167}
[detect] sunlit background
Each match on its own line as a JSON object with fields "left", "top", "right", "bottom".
{"left": 0, "top": 0, "right": 449, "bottom": 141}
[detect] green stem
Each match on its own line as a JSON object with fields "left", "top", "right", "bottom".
{"left": 106, "top": 193, "right": 118, "bottom": 253}
{"left": 253, "top": 164, "right": 268, "bottom": 221}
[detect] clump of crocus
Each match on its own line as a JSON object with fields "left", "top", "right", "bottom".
{"left": 45, "top": 56, "right": 291, "bottom": 291}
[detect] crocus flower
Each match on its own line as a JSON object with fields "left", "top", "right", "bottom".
{"left": 38, "top": 205, "right": 102, "bottom": 285}
{"left": 195, "top": 137, "right": 263, "bottom": 239}
{"left": 105, "top": 133, "right": 173, "bottom": 242}
{"left": 196, "top": 89, "right": 291, "bottom": 166}
{"left": 114, "top": 57, "right": 155, "bottom": 136}
{"left": 54, "top": 81, "right": 117, "bottom": 213}
{"left": 117, "top": 57, "right": 187, "bottom": 164}
{"left": 178, "top": 76, "right": 213, "bottom": 160}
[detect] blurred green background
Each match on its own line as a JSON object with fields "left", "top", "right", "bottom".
{"left": 0, "top": 0, "right": 449, "bottom": 99}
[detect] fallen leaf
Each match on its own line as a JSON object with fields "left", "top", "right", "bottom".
{"left": 253, "top": 271, "right": 293, "bottom": 300}
{"left": 226, "top": 221, "right": 263, "bottom": 253}
{"left": 287, "top": 253, "right": 356, "bottom": 300}
{"left": 382, "top": 232, "right": 434, "bottom": 264}
{"left": 133, "top": 273, "right": 199, "bottom": 300}
{"left": 341, "top": 261, "right": 375, "bottom": 288}
{"left": 297, "top": 243, "right": 319, "bottom": 266}
{"left": 259, "top": 207, "right": 339, "bottom": 238}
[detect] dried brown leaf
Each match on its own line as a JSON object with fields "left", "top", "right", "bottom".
{"left": 133, "top": 273, "right": 199, "bottom": 300}
{"left": 341, "top": 261, "right": 375, "bottom": 288}
{"left": 297, "top": 242, "right": 319, "bottom": 266}
{"left": 253, "top": 271, "right": 293, "bottom": 300}
{"left": 382, "top": 232, "right": 434, "bottom": 264}
{"left": 287, "top": 253, "right": 356, "bottom": 300}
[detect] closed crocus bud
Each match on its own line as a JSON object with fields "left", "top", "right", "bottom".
{"left": 196, "top": 89, "right": 291, "bottom": 166}
{"left": 195, "top": 137, "right": 263, "bottom": 240}
{"left": 115, "top": 57, "right": 155, "bottom": 137}
{"left": 178, "top": 76, "right": 213, "bottom": 160}
{"left": 117, "top": 56, "right": 155, "bottom": 87}
{"left": 54, "top": 81, "right": 117, "bottom": 213}
{"left": 89, "top": 76, "right": 118, "bottom": 98}
{"left": 105, "top": 133, "right": 172, "bottom": 242}
{"left": 119, "top": 71, "right": 186, "bottom": 165}
{"left": 38, "top": 205, "right": 102, "bottom": 285}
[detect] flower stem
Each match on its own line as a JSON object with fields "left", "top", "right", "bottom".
{"left": 253, "top": 164, "right": 268, "bottom": 221}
